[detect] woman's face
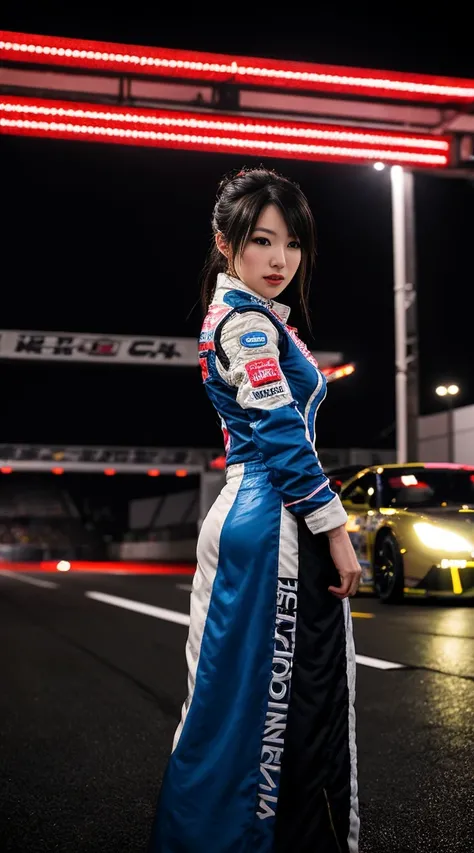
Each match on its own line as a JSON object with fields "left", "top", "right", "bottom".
{"left": 220, "top": 203, "right": 302, "bottom": 301}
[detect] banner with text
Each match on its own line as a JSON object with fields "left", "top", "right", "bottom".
{"left": 0, "top": 330, "right": 198, "bottom": 365}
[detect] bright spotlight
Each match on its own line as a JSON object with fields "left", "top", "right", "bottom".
{"left": 373, "top": 161, "right": 385, "bottom": 171}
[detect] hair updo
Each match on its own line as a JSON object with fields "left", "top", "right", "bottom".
{"left": 200, "top": 166, "right": 316, "bottom": 328}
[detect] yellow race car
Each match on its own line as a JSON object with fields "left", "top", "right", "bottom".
{"left": 330, "top": 463, "right": 474, "bottom": 603}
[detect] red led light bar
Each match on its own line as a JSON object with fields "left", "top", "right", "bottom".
{"left": 210, "top": 456, "right": 226, "bottom": 470}
{"left": 322, "top": 363, "right": 356, "bottom": 383}
{"left": 0, "top": 561, "right": 195, "bottom": 574}
{"left": 0, "top": 96, "right": 451, "bottom": 168}
{"left": 1, "top": 31, "right": 474, "bottom": 103}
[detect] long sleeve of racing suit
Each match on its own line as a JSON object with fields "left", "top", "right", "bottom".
{"left": 216, "top": 310, "right": 348, "bottom": 535}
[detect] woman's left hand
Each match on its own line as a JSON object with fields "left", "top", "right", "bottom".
{"left": 326, "top": 525, "right": 362, "bottom": 599}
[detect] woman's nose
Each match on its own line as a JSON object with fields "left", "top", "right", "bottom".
{"left": 270, "top": 246, "right": 286, "bottom": 268}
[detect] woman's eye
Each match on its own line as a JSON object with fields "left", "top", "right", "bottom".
{"left": 251, "top": 236, "right": 300, "bottom": 248}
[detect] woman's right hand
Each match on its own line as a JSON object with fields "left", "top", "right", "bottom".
{"left": 326, "top": 525, "right": 362, "bottom": 599}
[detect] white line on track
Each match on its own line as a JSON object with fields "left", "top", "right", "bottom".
{"left": 355, "top": 654, "right": 405, "bottom": 670}
{"left": 176, "top": 583, "right": 193, "bottom": 592}
{"left": 0, "top": 570, "right": 59, "bottom": 589}
{"left": 86, "top": 591, "right": 406, "bottom": 670}
{"left": 85, "top": 591, "right": 191, "bottom": 626}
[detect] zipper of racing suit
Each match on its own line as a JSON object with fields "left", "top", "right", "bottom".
{"left": 323, "top": 788, "right": 344, "bottom": 853}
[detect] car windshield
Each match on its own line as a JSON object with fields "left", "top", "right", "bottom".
{"left": 381, "top": 468, "right": 474, "bottom": 508}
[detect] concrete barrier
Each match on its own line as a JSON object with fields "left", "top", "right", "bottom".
{"left": 109, "top": 540, "right": 197, "bottom": 562}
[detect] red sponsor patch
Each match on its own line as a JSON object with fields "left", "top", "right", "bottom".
{"left": 245, "top": 357, "right": 282, "bottom": 388}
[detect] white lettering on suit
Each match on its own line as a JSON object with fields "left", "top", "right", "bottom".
{"left": 257, "top": 577, "right": 298, "bottom": 820}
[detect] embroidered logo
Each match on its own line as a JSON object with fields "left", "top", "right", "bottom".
{"left": 245, "top": 357, "right": 282, "bottom": 388}
{"left": 240, "top": 331, "right": 268, "bottom": 348}
{"left": 252, "top": 384, "right": 285, "bottom": 400}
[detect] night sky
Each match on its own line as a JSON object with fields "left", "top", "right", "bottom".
{"left": 1, "top": 11, "right": 473, "bottom": 453}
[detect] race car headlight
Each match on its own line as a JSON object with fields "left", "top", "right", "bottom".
{"left": 413, "top": 522, "right": 472, "bottom": 552}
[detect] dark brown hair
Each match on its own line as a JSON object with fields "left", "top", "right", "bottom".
{"left": 200, "top": 166, "right": 316, "bottom": 329}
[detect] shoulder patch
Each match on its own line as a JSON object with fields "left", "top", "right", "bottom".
{"left": 240, "top": 331, "right": 268, "bottom": 348}
{"left": 245, "top": 357, "right": 282, "bottom": 388}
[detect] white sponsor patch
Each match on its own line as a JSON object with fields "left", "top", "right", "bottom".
{"left": 252, "top": 384, "right": 285, "bottom": 401}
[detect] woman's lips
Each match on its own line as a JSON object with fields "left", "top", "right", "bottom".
{"left": 263, "top": 276, "right": 284, "bottom": 285}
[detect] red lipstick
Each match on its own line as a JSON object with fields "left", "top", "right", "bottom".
{"left": 263, "top": 275, "right": 284, "bottom": 285}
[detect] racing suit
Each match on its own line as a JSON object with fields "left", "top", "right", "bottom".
{"left": 150, "top": 273, "right": 359, "bottom": 853}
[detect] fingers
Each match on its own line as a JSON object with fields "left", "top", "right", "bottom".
{"left": 347, "top": 573, "right": 360, "bottom": 597}
{"left": 328, "top": 575, "right": 352, "bottom": 599}
{"left": 328, "top": 571, "right": 361, "bottom": 599}
{"left": 328, "top": 587, "right": 347, "bottom": 599}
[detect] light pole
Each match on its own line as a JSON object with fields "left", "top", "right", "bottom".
{"left": 391, "top": 165, "right": 408, "bottom": 464}
{"left": 379, "top": 163, "right": 419, "bottom": 465}
{"left": 435, "top": 384, "right": 460, "bottom": 463}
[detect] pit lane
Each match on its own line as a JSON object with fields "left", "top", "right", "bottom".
{"left": 0, "top": 567, "right": 473, "bottom": 853}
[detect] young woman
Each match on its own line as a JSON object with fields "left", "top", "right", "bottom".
{"left": 150, "top": 167, "right": 361, "bottom": 853}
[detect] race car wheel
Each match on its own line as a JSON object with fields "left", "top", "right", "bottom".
{"left": 373, "top": 533, "right": 404, "bottom": 604}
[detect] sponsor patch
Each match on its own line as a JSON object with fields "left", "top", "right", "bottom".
{"left": 240, "top": 331, "right": 268, "bottom": 348}
{"left": 245, "top": 357, "right": 282, "bottom": 388}
{"left": 252, "top": 384, "right": 285, "bottom": 400}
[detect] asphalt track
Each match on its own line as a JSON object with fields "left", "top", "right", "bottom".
{"left": 0, "top": 566, "right": 473, "bottom": 853}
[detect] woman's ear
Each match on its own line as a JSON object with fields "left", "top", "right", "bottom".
{"left": 215, "top": 231, "right": 229, "bottom": 259}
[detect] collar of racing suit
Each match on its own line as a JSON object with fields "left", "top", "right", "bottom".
{"left": 213, "top": 273, "right": 291, "bottom": 324}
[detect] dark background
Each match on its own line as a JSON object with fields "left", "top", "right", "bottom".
{"left": 1, "top": 9, "right": 473, "bottom": 451}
